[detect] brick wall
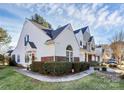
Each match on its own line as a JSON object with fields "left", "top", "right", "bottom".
{"left": 41, "top": 56, "right": 80, "bottom": 62}
{"left": 55, "top": 56, "right": 66, "bottom": 61}
{"left": 74, "top": 57, "right": 80, "bottom": 62}
{"left": 41, "top": 56, "right": 54, "bottom": 62}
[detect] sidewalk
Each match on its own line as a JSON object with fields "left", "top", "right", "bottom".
{"left": 14, "top": 67, "right": 94, "bottom": 82}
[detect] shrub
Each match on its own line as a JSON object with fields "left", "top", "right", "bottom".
{"left": 120, "top": 74, "right": 124, "bottom": 79}
{"left": 72, "top": 62, "right": 82, "bottom": 72}
{"left": 94, "top": 67, "right": 100, "bottom": 71}
{"left": 109, "top": 64, "right": 117, "bottom": 68}
{"left": 9, "top": 58, "right": 17, "bottom": 66}
{"left": 0, "top": 54, "right": 4, "bottom": 65}
{"left": 88, "top": 61, "right": 99, "bottom": 67}
{"left": 0, "top": 54, "right": 4, "bottom": 61}
{"left": 102, "top": 67, "right": 107, "bottom": 71}
{"left": 73, "top": 62, "right": 90, "bottom": 73}
{"left": 39, "top": 62, "right": 72, "bottom": 76}
{"left": 31, "top": 61, "right": 90, "bottom": 76}
{"left": 30, "top": 62, "right": 42, "bottom": 72}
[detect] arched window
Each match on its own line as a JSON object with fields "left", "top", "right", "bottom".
{"left": 66, "top": 45, "right": 73, "bottom": 62}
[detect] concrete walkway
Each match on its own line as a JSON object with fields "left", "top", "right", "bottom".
{"left": 14, "top": 67, "right": 94, "bottom": 82}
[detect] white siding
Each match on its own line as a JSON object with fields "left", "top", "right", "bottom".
{"left": 12, "top": 20, "right": 55, "bottom": 66}
{"left": 54, "top": 25, "right": 80, "bottom": 58}
{"left": 75, "top": 30, "right": 84, "bottom": 48}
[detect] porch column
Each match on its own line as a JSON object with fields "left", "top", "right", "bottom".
{"left": 86, "top": 53, "right": 88, "bottom": 62}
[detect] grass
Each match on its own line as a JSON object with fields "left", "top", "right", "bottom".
{"left": 0, "top": 66, "right": 124, "bottom": 90}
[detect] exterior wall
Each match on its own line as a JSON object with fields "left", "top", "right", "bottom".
{"left": 54, "top": 24, "right": 80, "bottom": 61}
{"left": 12, "top": 20, "right": 100, "bottom": 66}
{"left": 12, "top": 20, "right": 55, "bottom": 66}
{"left": 75, "top": 30, "right": 84, "bottom": 48}
{"left": 90, "top": 38, "right": 95, "bottom": 52}
{"left": 95, "top": 47, "right": 103, "bottom": 62}
{"left": 80, "top": 51, "right": 85, "bottom": 62}
{"left": 83, "top": 30, "right": 91, "bottom": 44}
{"left": 41, "top": 56, "right": 54, "bottom": 62}
{"left": 91, "top": 55, "right": 96, "bottom": 61}
{"left": 41, "top": 56, "right": 79, "bottom": 62}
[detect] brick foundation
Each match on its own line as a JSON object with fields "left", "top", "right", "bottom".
{"left": 74, "top": 57, "right": 80, "bottom": 62}
{"left": 41, "top": 56, "right": 80, "bottom": 62}
{"left": 41, "top": 56, "right": 54, "bottom": 62}
{"left": 55, "top": 56, "right": 66, "bottom": 61}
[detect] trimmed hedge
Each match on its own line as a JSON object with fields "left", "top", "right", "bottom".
{"left": 39, "top": 62, "right": 72, "bottom": 76}
{"left": 120, "top": 74, "right": 124, "bottom": 79}
{"left": 102, "top": 67, "right": 107, "bottom": 71}
{"left": 30, "top": 62, "right": 42, "bottom": 72}
{"left": 72, "top": 62, "right": 89, "bottom": 73}
{"left": 30, "top": 62, "right": 90, "bottom": 76}
{"left": 88, "top": 61, "right": 99, "bottom": 67}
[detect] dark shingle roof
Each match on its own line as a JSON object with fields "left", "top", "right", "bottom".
{"left": 88, "top": 36, "right": 93, "bottom": 42}
{"left": 7, "top": 50, "right": 13, "bottom": 56}
{"left": 31, "top": 20, "right": 69, "bottom": 39}
{"left": 51, "top": 24, "right": 69, "bottom": 39}
{"left": 74, "top": 26, "right": 88, "bottom": 34}
{"left": 42, "top": 29, "right": 53, "bottom": 38}
{"left": 81, "top": 26, "right": 88, "bottom": 34}
{"left": 29, "top": 42, "right": 37, "bottom": 49}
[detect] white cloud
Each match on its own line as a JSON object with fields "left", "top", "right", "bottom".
{"left": 8, "top": 4, "right": 124, "bottom": 44}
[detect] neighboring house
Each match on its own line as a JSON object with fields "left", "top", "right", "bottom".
{"left": 11, "top": 19, "right": 101, "bottom": 67}
{"left": 95, "top": 44, "right": 112, "bottom": 62}
{"left": 74, "top": 26, "right": 98, "bottom": 62}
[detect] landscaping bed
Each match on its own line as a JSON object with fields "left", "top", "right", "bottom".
{"left": 30, "top": 62, "right": 90, "bottom": 76}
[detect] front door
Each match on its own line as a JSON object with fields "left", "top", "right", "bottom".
{"left": 25, "top": 52, "right": 34, "bottom": 65}
{"left": 88, "top": 54, "right": 92, "bottom": 62}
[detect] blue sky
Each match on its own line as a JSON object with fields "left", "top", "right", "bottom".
{"left": 0, "top": 3, "right": 124, "bottom": 47}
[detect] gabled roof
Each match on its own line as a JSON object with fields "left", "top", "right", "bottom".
{"left": 74, "top": 26, "right": 88, "bottom": 34}
{"left": 30, "top": 20, "right": 69, "bottom": 40}
{"left": 42, "top": 29, "right": 53, "bottom": 38}
{"left": 7, "top": 50, "right": 13, "bottom": 56}
{"left": 51, "top": 24, "right": 69, "bottom": 39}
{"left": 28, "top": 42, "right": 37, "bottom": 49}
{"left": 88, "top": 36, "right": 93, "bottom": 42}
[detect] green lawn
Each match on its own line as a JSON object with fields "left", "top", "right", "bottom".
{"left": 0, "top": 66, "right": 124, "bottom": 90}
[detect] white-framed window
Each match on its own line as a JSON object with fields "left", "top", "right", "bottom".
{"left": 17, "top": 55, "right": 20, "bottom": 62}
{"left": 66, "top": 45, "right": 73, "bottom": 62}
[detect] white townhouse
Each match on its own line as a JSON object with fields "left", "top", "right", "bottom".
{"left": 11, "top": 19, "right": 101, "bottom": 67}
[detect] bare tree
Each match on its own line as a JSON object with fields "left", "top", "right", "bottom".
{"left": 0, "top": 27, "right": 11, "bottom": 53}
{"left": 109, "top": 31, "right": 124, "bottom": 64}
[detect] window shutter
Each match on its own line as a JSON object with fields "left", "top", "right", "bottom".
{"left": 27, "top": 35, "right": 29, "bottom": 42}
{"left": 24, "top": 37, "right": 26, "bottom": 46}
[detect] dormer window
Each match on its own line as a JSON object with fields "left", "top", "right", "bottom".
{"left": 24, "top": 35, "right": 29, "bottom": 46}
{"left": 80, "top": 41, "right": 82, "bottom": 46}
